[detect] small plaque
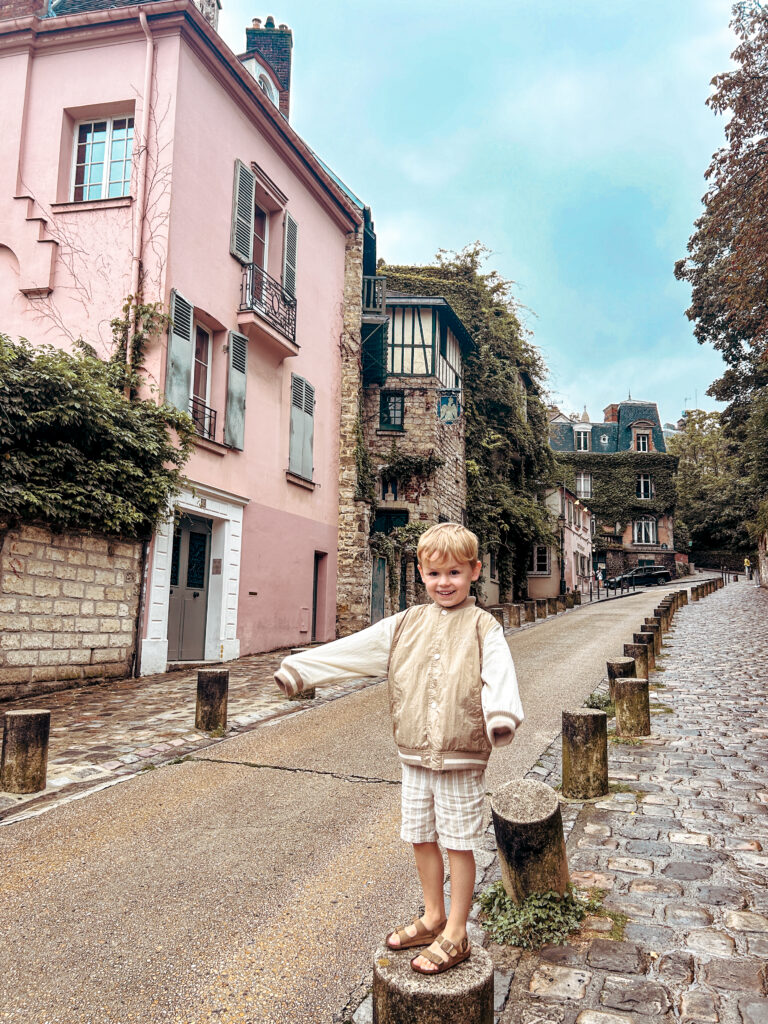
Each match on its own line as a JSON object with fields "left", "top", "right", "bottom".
{"left": 211, "top": 558, "right": 222, "bottom": 575}
{"left": 198, "top": 497, "right": 207, "bottom": 508}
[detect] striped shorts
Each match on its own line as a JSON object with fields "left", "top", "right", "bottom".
{"left": 400, "top": 764, "right": 487, "bottom": 851}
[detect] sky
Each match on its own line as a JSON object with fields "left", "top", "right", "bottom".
{"left": 219, "top": 0, "right": 738, "bottom": 427}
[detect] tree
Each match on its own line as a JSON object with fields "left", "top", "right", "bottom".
{"left": 379, "top": 244, "right": 555, "bottom": 595}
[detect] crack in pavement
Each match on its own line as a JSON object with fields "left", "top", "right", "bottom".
{"left": 188, "top": 755, "right": 402, "bottom": 786}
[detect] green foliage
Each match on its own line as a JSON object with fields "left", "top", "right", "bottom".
{"left": 477, "top": 882, "right": 601, "bottom": 949}
{"left": 585, "top": 692, "right": 614, "bottom": 715}
{"left": 0, "top": 333, "right": 194, "bottom": 538}
{"left": 381, "top": 442, "right": 445, "bottom": 489}
{"left": 379, "top": 245, "right": 555, "bottom": 595}
{"left": 109, "top": 295, "right": 170, "bottom": 396}
{"left": 370, "top": 521, "right": 429, "bottom": 598}
{"left": 354, "top": 412, "right": 377, "bottom": 505}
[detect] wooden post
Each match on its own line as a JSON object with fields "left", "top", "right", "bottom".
{"left": 372, "top": 943, "right": 494, "bottom": 1024}
{"left": 535, "top": 598, "right": 548, "bottom": 619}
{"left": 572, "top": 590, "right": 582, "bottom": 605}
{"left": 195, "top": 669, "right": 229, "bottom": 731}
{"left": 487, "top": 606, "right": 505, "bottom": 627}
{"left": 491, "top": 779, "right": 569, "bottom": 904}
{"left": 1, "top": 710, "right": 51, "bottom": 793}
{"left": 547, "top": 597, "right": 559, "bottom": 616}
{"left": 624, "top": 642, "right": 649, "bottom": 680}
{"left": 614, "top": 678, "right": 651, "bottom": 737}
{"left": 679, "top": 589, "right": 688, "bottom": 606}
{"left": 506, "top": 604, "right": 522, "bottom": 628}
{"left": 565, "top": 593, "right": 575, "bottom": 609}
{"left": 556, "top": 596, "right": 567, "bottom": 613}
{"left": 691, "top": 585, "right": 700, "bottom": 602}
{"left": 562, "top": 709, "right": 608, "bottom": 799}
{"left": 654, "top": 605, "right": 671, "bottom": 631}
{"left": 606, "top": 656, "right": 636, "bottom": 700}
{"left": 643, "top": 618, "right": 662, "bottom": 655}
{"left": 633, "top": 632, "right": 656, "bottom": 670}
{"left": 523, "top": 601, "right": 536, "bottom": 623}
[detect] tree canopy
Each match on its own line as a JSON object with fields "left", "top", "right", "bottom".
{"left": 379, "top": 244, "right": 555, "bottom": 594}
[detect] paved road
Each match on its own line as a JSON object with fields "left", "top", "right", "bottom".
{"left": 0, "top": 585, "right": 690, "bottom": 1024}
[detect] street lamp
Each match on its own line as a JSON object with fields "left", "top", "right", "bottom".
{"left": 558, "top": 486, "right": 567, "bottom": 596}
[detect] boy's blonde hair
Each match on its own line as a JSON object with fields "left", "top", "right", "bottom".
{"left": 417, "top": 522, "right": 479, "bottom": 566}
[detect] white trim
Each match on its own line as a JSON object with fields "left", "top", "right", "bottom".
{"left": 70, "top": 114, "right": 134, "bottom": 202}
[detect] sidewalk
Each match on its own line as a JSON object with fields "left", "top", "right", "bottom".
{"left": 346, "top": 578, "right": 768, "bottom": 1024}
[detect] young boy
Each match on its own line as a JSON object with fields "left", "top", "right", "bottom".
{"left": 274, "top": 523, "right": 523, "bottom": 975}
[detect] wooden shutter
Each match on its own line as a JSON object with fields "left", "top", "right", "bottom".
{"left": 224, "top": 330, "right": 248, "bottom": 450}
{"left": 165, "top": 289, "right": 194, "bottom": 413}
{"left": 289, "top": 374, "right": 314, "bottom": 480}
{"left": 230, "top": 159, "right": 255, "bottom": 264}
{"left": 282, "top": 211, "right": 298, "bottom": 296}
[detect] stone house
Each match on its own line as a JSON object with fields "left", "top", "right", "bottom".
{"left": 549, "top": 400, "right": 680, "bottom": 578}
{"left": 0, "top": 0, "right": 364, "bottom": 692}
{"left": 526, "top": 486, "right": 593, "bottom": 599}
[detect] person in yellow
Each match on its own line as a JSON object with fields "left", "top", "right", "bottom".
{"left": 274, "top": 523, "right": 523, "bottom": 975}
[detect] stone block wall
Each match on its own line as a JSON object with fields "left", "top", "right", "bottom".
{"left": 0, "top": 525, "right": 142, "bottom": 702}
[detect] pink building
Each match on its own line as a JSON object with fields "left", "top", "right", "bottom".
{"left": 0, "top": 0, "right": 362, "bottom": 672}
{"left": 526, "top": 486, "right": 593, "bottom": 599}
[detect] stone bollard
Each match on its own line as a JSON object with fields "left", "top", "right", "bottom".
{"left": 523, "top": 600, "right": 536, "bottom": 623}
{"left": 607, "top": 656, "right": 636, "bottom": 700}
{"left": 654, "top": 605, "right": 672, "bottom": 631}
{"left": 562, "top": 709, "right": 608, "bottom": 799}
{"left": 535, "top": 598, "right": 548, "bottom": 619}
{"left": 565, "top": 593, "right": 575, "bottom": 609}
{"left": 487, "top": 606, "right": 505, "bottom": 627}
{"left": 491, "top": 779, "right": 569, "bottom": 904}
{"left": 195, "top": 669, "right": 229, "bottom": 731}
{"left": 1, "top": 710, "right": 51, "bottom": 793}
{"left": 547, "top": 597, "right": 559, "bottom": 616}
{"left": 633, "top": 632, "right": 656, "bottom": 671}
{"left": 643, "top": 618, "right": 662, "bottom": 655}
{"left": 614, "top": 678, "right": 651, "bottom": 737}
{"left": 573, "top": 590, "right": 582, "bottom": 605}
{"left": 556, "top": 596, "right": 567, "bottom": 614}
{"left": 624, "top": 642, "right": 649, "bottom": 681}
{"left": 372, "top": 942, "right": 494, "bottom": 1024}
{"left": 506, "top": 604, "right": 522, "bottom": 629}
{"left": 679, "top": 589, "right": 688, "bottom": 606}
{"left": 691, "top": 585, "right": 700, "bottom": 602}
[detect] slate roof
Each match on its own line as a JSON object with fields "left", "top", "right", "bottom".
{"left": 549, "top": 401, "right": 666, "bottom": 454}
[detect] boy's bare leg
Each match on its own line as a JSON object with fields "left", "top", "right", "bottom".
{"left": 411, "top": 848, "right": 475, "bottom": 972}
{"left": 387, "top": 842, "right": 446, "bottom": 947}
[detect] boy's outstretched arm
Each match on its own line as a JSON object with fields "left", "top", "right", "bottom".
{"left": 480, "top": 623, "right": 524, "bottom": 747}
{"left": 274, "top": 615, "right": 400, "bottom": 697}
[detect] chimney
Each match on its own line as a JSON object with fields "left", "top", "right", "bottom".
{"left": 245, "top": 14, "right": 293, "bottom": 118}
{"left": 603, "top": 403, "right": 619, "bottom": 423}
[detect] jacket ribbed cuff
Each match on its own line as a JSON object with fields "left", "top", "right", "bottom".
{"left": 274, "top": 663, "right": 303, "bottom": 697}
{"left": 485, "top": 711, "right": 520, "bottom": 747}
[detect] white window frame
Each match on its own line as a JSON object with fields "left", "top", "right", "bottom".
{"left": 528, "top": 545, "right": 551, "bottom": 576}
{"left": 636, "top": 432, "right": 650, "bottom": 452}
{"left": 636, "top": 473, "right": 653, "bottom": 499}
{"left": 192, "top": 323, "right": 212, "bottom": 408}
{"left": 575, "top": 471, "right": 592, "bottom": 499}
{"left": 633, "top": 517, "right": 657, "bottom": 544}
{"left": 575, "top": 430, "right": 590, "bottom": 451}
{"left": 71, "top": 115, "right": 134, "bottom": 202}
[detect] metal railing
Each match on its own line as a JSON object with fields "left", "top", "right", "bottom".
{"left": 362, "top": 274, "right": 386, "bottom": 313}
{"left": 190, "top": 397, "right": 217, "bottom": 441}
{"left": 240, "top": 264, "right": 297, "bottom": 344}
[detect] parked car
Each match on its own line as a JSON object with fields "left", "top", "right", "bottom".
{"left": 605, "top": 565, "right": 672, "bottom": 590}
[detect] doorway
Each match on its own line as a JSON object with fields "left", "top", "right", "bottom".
{"left": 167, "top": 513, "right": 212, "bottom": 661}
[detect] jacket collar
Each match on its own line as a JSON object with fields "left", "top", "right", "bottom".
{"left": 430, "top": 596, "right": 476, "bottom": 612}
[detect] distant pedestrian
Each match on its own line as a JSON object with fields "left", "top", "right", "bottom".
{"left": 274, "top": 523, "right": 523, "bottom": 975}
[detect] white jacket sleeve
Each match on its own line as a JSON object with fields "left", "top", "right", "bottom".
{"left": 481, "top": 623, "right": 524, "bottom": 746}
{"left": 273, "top": 614, "right": 400, "bottom": 697}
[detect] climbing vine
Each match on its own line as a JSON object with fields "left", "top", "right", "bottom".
{"left": 369, "top": 521, "right": 429, "bottom": 599}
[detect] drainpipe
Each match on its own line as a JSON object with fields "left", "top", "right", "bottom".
{"left": 128, "top": 9, "right": 155, "bottom": 374}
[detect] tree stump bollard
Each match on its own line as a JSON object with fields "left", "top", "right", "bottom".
{"left": 488, "top": 606, "right": 505, "bottom": 627}
{"left": 535, "top": 599, "right": 548, "bottom": 619}
{"left": 562, "top": 709, "right": 608, "bottom": 799}
{"left": 654, "top": 606, "right": 672, "bottom": 631}
{"left": 506, "top": 604, "right": 522, "bottom": 628}
{"left": 614, "top": 678, "right": 651, "bottom": 737}
{"left": 607, "top": 656, "right": 636, "bottom": 700}
{"left": 573, "top": 590, "right": 582, "bottom": 605}
{"left": 372, "top": 943, "right": 494, "bottom": 1024}
{"left": 691, "top": 586, "right": 700, "bottom": 602}
{"left": 643, "top": 618, "right": 662, "bottom": 655}
{"left": 1, "top": 710, "right": 51, "bottom": 793}
{"left": 633, "top": 632, "right": 656, "bottom": 670}
{"left": 523, "top": 600, "right": 536, "bottom": 623}
{"left": 565, "top": 593, "right": 575, "bottom": 609}
{"left": 556, "top": 595, "right": 567, "bottom": 613}
{"left": 547, "top": 597, "right": 559, "bottom": 616}
{"left": 624, "top": 642, "right": 649, "bottom": 681}
{"left": 195, "top": 669, "right": 229, "bottom": 731}
{"left": 491, "top": 779, "right": 569, "bottom": 904}
{"left": 679, "top": 589, "right": 688, "bottom": 606}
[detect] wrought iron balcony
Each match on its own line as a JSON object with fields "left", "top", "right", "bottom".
{"left": 190, "top": 397, "right": 217, "bottom": 442}
{"left": 240, "top": 264, "right": 297, "bottom": 344}
{"left": 362, "top": 274, "right": 387, "bottom": 315}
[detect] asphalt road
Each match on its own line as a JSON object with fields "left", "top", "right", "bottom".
{"left": 0, "top": 587, "right": 677, "bottom": 1024}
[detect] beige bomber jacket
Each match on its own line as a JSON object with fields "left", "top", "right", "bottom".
{"left": 274, "top": 598, "right": 524, "bottom": 771}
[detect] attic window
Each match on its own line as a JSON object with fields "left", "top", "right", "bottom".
{"left": 600, "top": 434, "right": 609, "bottom": 444}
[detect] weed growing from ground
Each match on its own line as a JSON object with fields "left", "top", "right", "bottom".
{"left": 477, "top": 884, "right": 602, "bottom": 949}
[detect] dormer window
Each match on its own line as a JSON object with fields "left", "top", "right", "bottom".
{"left": 575, "top": 430, "right": 590, "bottom": 451}
{"left": 636, "top": 432, "right": 650, "bottom": 452}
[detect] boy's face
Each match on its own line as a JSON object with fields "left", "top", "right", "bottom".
{"left": 418, "top": 555, "right": 482, "bottom": 608}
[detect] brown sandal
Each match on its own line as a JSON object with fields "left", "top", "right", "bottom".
{"left": 410, "top": 934, "right": 471, "bottom": 974}
{"left": 385, "top": 916, "right": 447, "bottom": 951}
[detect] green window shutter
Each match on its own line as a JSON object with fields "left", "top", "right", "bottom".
{"left": 224, "top": 330, "right": 248, "bottom": 450}
{"left": 230, "top": 159, "right": 255, "bottom": 264}
{"left": 282, "top": 211, "right": 298, "bottom": 296}
{"left": 301, "top": 380, "right": 314, "bottom": 481}
{"left": 289, "top": 374, "right": 305, "bottom": 476}
{"left": 165, "top": 288, "right": 194, "bottom": 413}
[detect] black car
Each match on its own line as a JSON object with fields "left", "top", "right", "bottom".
{"left": 605, "top": 565, "right": 672, "bottom": 590}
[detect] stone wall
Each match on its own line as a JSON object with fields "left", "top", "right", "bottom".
{"left": 335, "top": 230, "right": 373, "bottom": 637}
{"left": 759, "top": 532, "right": 768, "bottom": 588}
{"left": 0, "top": 525, "right": 142, "bottom": 702}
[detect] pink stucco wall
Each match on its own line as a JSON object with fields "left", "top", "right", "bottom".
{"left": 0, "top": 3, "right": 356, "bottom": 659}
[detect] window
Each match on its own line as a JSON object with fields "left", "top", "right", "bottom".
{"left": 575, "top": 430, "right": 590, "bottom": 451}
{"left": 380, "top": 391, "right": 404, "bottom": 430}
{"left": 381, "top": 475, "right": 398, "bottom": 501}
{"left": 575, "top": 471, "right": 592, "bottom": 498}
{"left": 567, "top": 500, "right": 573, "bottom": 524}
{"left": 636, "top": 432, "right": 650, "bottom": 452}
{"left": 489, "top": 550, "right": 498, "bottom": 581}
{"left": 574, "top": 505, "right": 582, "bottom": 528}
{"left": 636, "top": 473, "right": 653, "bottom": 499}
{"left": 190, "top": 325, "right": 215, "bottom": 440}
{"left": 633, "top": 517, "right": 657, "bottom": 544}
{"left": 72, "top": 116, "right": 134, "bottom": 201}
{"left": 373, "top": 509, "right": 408, "bottom": 535}
{"left": 289, "top": 374, "right": 315, "bottom": 481}
{"left": 528, "top": 545, "right": 550, "bottom": 575}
